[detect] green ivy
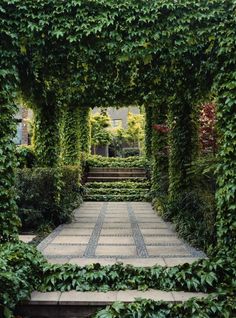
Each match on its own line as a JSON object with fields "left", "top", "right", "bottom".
{"left": 151, "top": 103, "right": 169, "bottom": 199}
{"left": 1, "top": 243, "right": 236, "bottom": 317}
{"left": 78, "top": 106, "right": 91, "bottom": 155}
{"left": 94, "top": 293, "right": 236, "bottom": 318}
{"left": 86, "top": 155, "right": 150, "bottom": 168}
{"left": 62, "top": 103, "right": 81, "bottom": 165}
{"left": 144, "top": 105, "right": 153, "bottom": 159}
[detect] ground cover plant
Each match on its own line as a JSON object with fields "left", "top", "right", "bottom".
{"left": 0, "top": 242, "right": 235, "bottom": 317}
{"left": 86, "top": 155, "right": 150, "bottom": 168}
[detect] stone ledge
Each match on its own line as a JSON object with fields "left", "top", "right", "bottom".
{"left": 24, "top": 290, "right": 208, "bottom": 305}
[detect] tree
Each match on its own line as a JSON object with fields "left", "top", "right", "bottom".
{"left": 90, "top": 112, "right": 112, "bottom": 153}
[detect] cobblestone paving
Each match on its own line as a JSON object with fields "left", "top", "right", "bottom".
{"left": 38, "top": 202, "right": 205, "bottom": 266}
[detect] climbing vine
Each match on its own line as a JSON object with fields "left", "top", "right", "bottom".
{"left": 0, "top": 3, "right": 236, "bottom": 316}
{"left": 78, "top": 106, "right": 91, "bottom": 155}
{"left": 144, "top": 105, "right": 153, "bottom": 158}
{"left": 62, "top": 103, "right": 81, "bottom": 165}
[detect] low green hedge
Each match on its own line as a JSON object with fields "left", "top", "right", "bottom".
{"left": 16, "top": 166, "right": 83, "bottom": 231}
{"left": 86, "top": 155, "right": 150, "bottom": 168}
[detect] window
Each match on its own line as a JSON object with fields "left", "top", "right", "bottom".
{"left": 13, "top": 121, "right": 22, "bottom": 145}
{"left": 112, "top": 119, "right": 122, "bottom": 128}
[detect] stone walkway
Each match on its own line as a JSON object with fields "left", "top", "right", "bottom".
{"left": 38, "top": 202, "right": 205, "bottom": 266}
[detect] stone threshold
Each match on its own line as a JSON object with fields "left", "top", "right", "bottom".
{"left": 26, "top": 290, "right": 208, "bottom": 304}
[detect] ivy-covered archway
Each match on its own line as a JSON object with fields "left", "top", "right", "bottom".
{"left": 0, "top": 0, "right": 235, "bottom": 315}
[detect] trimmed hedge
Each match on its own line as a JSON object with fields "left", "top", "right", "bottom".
{"left": 16, "top": 166, "right": 83, "bottom": 231}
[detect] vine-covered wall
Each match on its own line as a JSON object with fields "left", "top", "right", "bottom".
{"left": 144, "top": 105, "right": 153, "bottom": 159}
{"left": 62, "top": 104, "right": 81, "bottom": 165}
{"left": 33, "top": 102, "right": 61, "bottom": 167}
{"left": 78, "top": 107, "right": 91, "bottom": 155}
{"left": 151, "top": 104, "right": 169, "bottom": 199}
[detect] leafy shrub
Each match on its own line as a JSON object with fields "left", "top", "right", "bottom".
{"left": 156, "top": 155, "right": 217, "bottom": 253}
{"left": 16, "top": 166, "right": 83, "bottom": 231}
{"left": 170, "top": 190, "right": 216, "bottom": 252}
{"left": 86, "top": 155, "right": 150, "bottom": 168}
{"left": 15, "top": 145, "right": 36, "bottom": 168}
{"left": 122, "top": 147, "right": 140, "bottom": 157}
{"left": 86, "top": 181, "right": 150, "bottom": 189}
{"left": 0, "top": 242, "right": 46, "bottom": 317}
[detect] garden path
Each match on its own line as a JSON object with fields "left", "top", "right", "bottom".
{"left": 38, "top": 201, "right": 205, "bottom": 266}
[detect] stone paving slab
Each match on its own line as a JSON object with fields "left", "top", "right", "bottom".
{"left": 98, "top": 236, "right": 135, "bottom": 245}
{"left": 96, "top": 245, "right": 137, "bottom": 256}
{"left": 38, "top": 202, "right": 205, "bottom": 264}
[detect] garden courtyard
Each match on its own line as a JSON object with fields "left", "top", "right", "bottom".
{"left": 1, "top": 1, "right": 236, "bottom": 318}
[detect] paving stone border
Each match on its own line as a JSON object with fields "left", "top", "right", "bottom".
{"left": 84, "top": 202, "right": 107, "bottom": 257}
{"left": 37, "top": 225, "right": 64, "bottom": 252}
{"left": 127, "top": 202, "right": 148, "bottom": 257}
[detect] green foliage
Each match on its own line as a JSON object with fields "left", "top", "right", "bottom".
{"left": 16, "top": 166, "right": 83, "bottom": 231}
{"left": 39, "top": 256, "right": 236, "bottom": 294}
{"left": 214, "top": 68, "right": 236, "bottom": 254}
{"left": 33, "top": 104, "right": 62, "bottom": 167}
{"left": 151, "top": 104, "right": 169, "bottom": 198}
{"left": 78, "top": 107, "right": 91, "bottom": 155}
{"left": 62, "top": 104, "right": 81, "bottom": 165}
{"left": 94, "top": 293, "right": 236, "bottom": 318}
{"left": 155, "top": 155, "right": 217, "bottom": 252}
{"left": 15, "top": 145, "right": 36, "bottom": 168}
{"left": 168, "top": 96, "right": 199, "bottom": 218}
{"left": 144, "top": 105, "right": 153, "bottom": 159}
{"left": 86, "top": 181, "right": 150, "bottom": 189}
{"left": 0, "top": 242, "right": 46, "bottom": 316}
{"left": 85, "top": 179, "right": 150, "bottom": 201}
{"left": 86, "top": 155, "right": 149, "bottom": 168}
{"left": 0, "top": 4, "right": 236, "bottom": 317}
{"left": 122, "top": 148, "right": 140, "bottom": 157}
{"left": 124, "top": 112, "right": 145, "bottom": 151}
{"left": 1, "top": 244, "right": 235, "bottom": 317}
{"left": 91, "top": 112, "right": 112, "bottom": 148}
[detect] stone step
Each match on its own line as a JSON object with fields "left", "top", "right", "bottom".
{"left": 16, "top": 290, "right": 208, "bottom": 318}
{"left": 89, "top": 167, "right": 146, "bottom": 173}
{"left": 84, "top": 194, "right": 151, "bottom": 201}
{"left": 88, "top": 172, "right": 146, "bottom": 178}
{"left": 87, "top": 176, "right": 147, "bottom": 182}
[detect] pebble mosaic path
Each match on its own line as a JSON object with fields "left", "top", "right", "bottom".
{"left": 38, "top": 202, "right": 205, "bottom": 266}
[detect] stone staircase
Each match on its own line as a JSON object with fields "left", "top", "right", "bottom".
{"left": 16, "top": 290, "right": 208, "bottom": 318}
{"left": 86, "top": 167, "right": 147, "bottom": 182}
{"left": 84, "top": 167, "right": 151, "bottom": 201}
